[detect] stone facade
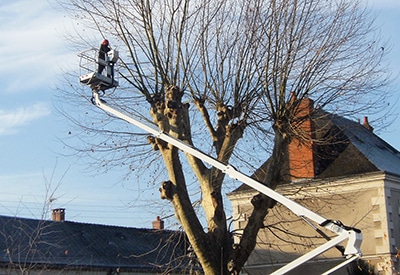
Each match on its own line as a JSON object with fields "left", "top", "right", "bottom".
{"left": 228, "top": 172, "right": 400, "bottom": 274}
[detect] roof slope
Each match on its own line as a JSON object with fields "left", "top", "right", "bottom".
{"left": 231, "top": 111, "right": 400, "bottom": 194}
{"left": 330, "top": 114, "right": 400, "bottom": 176}
{"left": 0, "top": 215, "right": 190, "bottom": 273}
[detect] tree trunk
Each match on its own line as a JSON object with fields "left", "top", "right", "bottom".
{"left": 228, "top": 130, "right": 289, "bottom": 274}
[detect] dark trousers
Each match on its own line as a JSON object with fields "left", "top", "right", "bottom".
{"left": 98, "top": 64, "right": 105, "bottom": 74}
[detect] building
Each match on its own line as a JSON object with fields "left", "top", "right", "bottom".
{"left": 0, "top": 210, "right": 195, "bottom": 274}
{"left": 228, "top": 98, "right": 400, "bottom": 274}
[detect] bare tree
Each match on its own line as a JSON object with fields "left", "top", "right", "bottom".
{"left": 1, "top": 217, "right": 54, "bottom": 274}
{"left": 0, "top": 166, "right": 66, "bottom": 274}
{"left": 57, "top": 0, "right": 390, "bottom": 274}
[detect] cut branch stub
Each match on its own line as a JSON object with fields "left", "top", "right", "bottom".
{"left": 147, "top": 136, "right": 159, "bottom": 151}
{"left": 164, "top": 85, "right": 183, "bottom": 121}
{"left": 147, "top": 135, "right": 168, "bottom": 151}
{"left": 159, "top": 180, "right": 175, "bottom": 200}
{"left": 250, "top": 194, "right": 276, "bottom": 210}
{"left": 226, "top": 122, "right": 245, "bottom": 139}
{"left": 217, "top": 103, "right": 233, "bottom": 123}
{"left": 149, "top": 94, "right": 169, "bottom": 132}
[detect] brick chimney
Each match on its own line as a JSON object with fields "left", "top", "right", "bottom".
{"left": 288, "top": 97, "right": 316, "bottom": 180}
{"left": 52, "top": 208, "right": 65, "bottom": 222}
{"left": 152, "top": 216, "right": 164, "bottom": 230}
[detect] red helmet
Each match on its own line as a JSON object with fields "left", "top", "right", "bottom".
{"left": 102, "top": 39, "right": 109, "bottom": 46}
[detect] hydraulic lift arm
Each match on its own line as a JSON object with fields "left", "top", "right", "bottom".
{"left": 90, "top": 91, "right": 362, "bottom": 274}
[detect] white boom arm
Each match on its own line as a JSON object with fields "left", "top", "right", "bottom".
{"left": 91, "top": 91, "right": 362, "bottom": 274}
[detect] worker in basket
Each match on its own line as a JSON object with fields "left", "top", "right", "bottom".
{"left": 98, "top": 39, "right": 111, "bottom": 76}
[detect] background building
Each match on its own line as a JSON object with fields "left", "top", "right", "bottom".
{"left": 228, "top": 99, "right": 400, "bottom": 274}
{"left": 0, "top": 211, "right": 195, "bottom": 274}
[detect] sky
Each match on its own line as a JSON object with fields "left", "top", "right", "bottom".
{"left": 0, "top": 0, "right": 399, "bottom": 229}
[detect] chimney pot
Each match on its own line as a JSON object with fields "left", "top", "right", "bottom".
{"left": 52, "top": 208, "right": 65, "bottom": 222}
{"left": 152, "top": 216, "right": 164, "bottom": 230}
{"left": 363, "top": 116, "right": 374, "bottom": 132}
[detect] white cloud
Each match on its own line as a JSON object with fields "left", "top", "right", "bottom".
{"left": 0, "top": 103, "right": 51, "bottom": 135}
{"left": 0, "top": 0, "right": 77, "bottom": 94}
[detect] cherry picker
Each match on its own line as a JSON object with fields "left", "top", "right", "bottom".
{"left": 79, "top": 47, "right": 362, "bottom": 275}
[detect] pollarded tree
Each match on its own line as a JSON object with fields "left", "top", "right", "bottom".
{"left": 58, "top": 0, "right": 390, "bottom": 274}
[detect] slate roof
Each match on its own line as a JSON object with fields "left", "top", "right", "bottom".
{"left": 330, "top": 114, "right": 400, "bottom": 176}
{"left": 0, "top": 215, "right": 192, "bottom": 273}
{"left": 312, "top": 112, "right": 400, "bottom": 178}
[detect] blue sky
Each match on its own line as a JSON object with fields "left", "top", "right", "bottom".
{"left": 0, "top": 0, "right": 168, "bottom": 228}
{"left": 0, "top": 0, "right": 399, "bottom": 228}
